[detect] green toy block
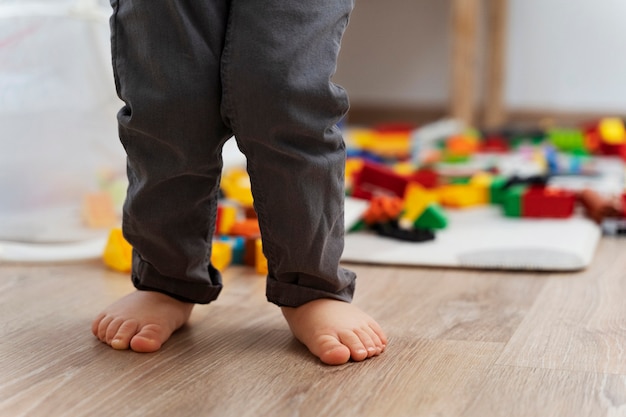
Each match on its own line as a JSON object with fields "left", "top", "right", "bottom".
{"left": 547, "top": 128, "right": 588, "bottom": 154}
{"left": 348, "top": 219, "right": 368, "bottom": 233}
{"left": 489, "top": 175, "right": 508, "bottom": 205}
{"left": 501, "top": 185, "right": 526, "bottom": 217}
{"left": 413, "top": 203, "right": 448, "bottom": 229}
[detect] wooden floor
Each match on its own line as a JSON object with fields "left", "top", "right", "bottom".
{"left": 2, "top": 237, "right": 626, "bottom": 417}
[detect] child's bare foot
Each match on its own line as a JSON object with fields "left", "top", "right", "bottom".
{"left": 92, "top": 290, "right": 194, "bottom": 352}
{"left": 281, "top": 298, "right": 387, "bottom": 365}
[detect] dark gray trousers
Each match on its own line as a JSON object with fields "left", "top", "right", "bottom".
{"left": 109, "top": 0, "right": 356, "bottom": 306}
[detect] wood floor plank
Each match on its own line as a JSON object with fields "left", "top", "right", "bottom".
{"left": 347, "top": 264, "right": 546, "bottom": 343}
{"left": 496, "top": 238, "right": 626, "bottom": 374}
{"left": 463, "top": 365, "right": 626, "bottom": 417}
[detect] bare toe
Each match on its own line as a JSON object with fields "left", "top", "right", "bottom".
{"left": 129, "top": 324, "right": 169, "bottom": 353}
{"left": 91, "top": 291, "right": 193, "bottom": 353}
{"left": 282, "top": 298, "right": 387, "bottom": 366}
{"left": 110, "top": 319, "right": 140, "bottom": 350}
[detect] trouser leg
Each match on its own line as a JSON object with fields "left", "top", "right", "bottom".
{"left": 110, "top": 0, "right": 230, "bottom": 303}
{"left": 221, "top": 0, "right": 356, "bottom": 307}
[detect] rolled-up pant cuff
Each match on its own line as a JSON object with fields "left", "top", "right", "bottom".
{"left": 265, "top": 276, "right": 355, "bottom": 308}
{"left": 131, "top": 256, "right": 223, "bottom": 305}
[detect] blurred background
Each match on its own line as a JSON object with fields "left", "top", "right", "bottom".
{"left": 1, "top": 0, "right": 625, "bottom": 243}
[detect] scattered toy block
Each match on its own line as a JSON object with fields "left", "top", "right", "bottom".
{"left": 502, "top": 185, "right": 526, "bottom": 217}
{"left": 408, "top": 168, "right": 439, "bottom": 189}
{"left": 437, "top": 184, "right": 485, "bottom": 208}
{"left": 255, "top": 238, "right": 268, "bottom": 275}
{"left": 489, "top": 176, "right": 508, "bottom": 205}
{"left": 522, "top": 187, "right": 576, "bottom": 218}
{"left": 221, "top": 168, "right": 254, "bottom": 207}
{"left": 230, "top": 218, "right": 261, "bottom": 238}
{"left": 103, "top": 228, "right": 132, "bottom": 272}
{"left": 211, "top": 240, "right": 233, "bottom": 270}
{"left": 351, "top": 161, "right": 409, "bottom": 200}
{"left": 400, "top": 182, "right": 438, "bottom": 225}
{"left": 374, "top": 221, "right": 435, "bottom": 242}
{"left": 215, "top": 203, "right": 238, "bottom": 235}
{"left": 83, "top": 192, "right": 119, "bottom": 229}
{"left": 363, "top": 196, "right": 404, "bottom": 225}
{"left": 598, "top": 117, "right": 626, "bottom": 145}
{"left": 413, "top": 203, "right": 448, "bottom": 229}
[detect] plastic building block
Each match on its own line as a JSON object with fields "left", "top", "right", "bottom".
{"left": 522, "top": 187, "right": 576, "bottom": 218}
{"left": 489, "top": 176, "right": 508, "bottom": 205}
{"left": 445, "top": 134, "right": 479, "bottom": 158}
{"left": 400, "top": 182, "right": 438, "bottom": 225}
{"left": 211, "top": 240, "right": 233, "bottom": 271}
{"left": 408, "top": 168, "right": 439, "bottom": 189}
{"left": 480, "top": 134, "right": 510, "bottom": 153}
{"left": 578, "top": 188, "right": 624, "bottom": 223}
{"left": 468, "top": 172, "right": 493, "bottom": 205}
{"left": 255, "top": 238, "right": 268, "bottom": 275}
{"left": 547, "top": 128, "right": 588, "bottom": 155}
{"left": 221, "top": 168, "right": 254, "bottom": 207}
{"left": 501, "top": 185, "right": 526, "bottom": 217}
{"left": 229, "top": 218, "right": 261, "bottom": 238}
{"left": 363, "top": 196, "right": 404, "bottom": 225}
{"left": 413, "top": 203, "right": 448, "bottom": 229}
{"left": 437, "top": 184, "right": 485, "bottom": 208}
{"left": 349, "top": 127, "right": 412, "bottom": 159}
{"left": 217, "top": 235, "right": 246, "bottom": 264}
{"left": 82, "top": 192, "right": 119, "bottom": 229}
{"left": 598, "top": 117, "right": 626, "bottom": 145}
{"left": 351, "top": 161, "right": 409, "bottom": 200}
{"left": 374, "top": 221, "right": 435, "bottom": 242}
{"left": 103, "top": 228, "right": 132, "bottom": 272}
{"left": 215, "top": 203, "right": 238, "bottom": 235}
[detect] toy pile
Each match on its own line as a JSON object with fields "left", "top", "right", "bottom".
{"left": 344, "top": 117, "right": 626, "bottom": 242}
{"left": 90, "top": 117, "right": 626, "bottom": 273}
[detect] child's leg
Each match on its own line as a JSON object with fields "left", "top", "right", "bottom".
{"left": 93, "top": 0, "right": 230, "bottom": 351}
{"left": 222, "top": 0, "right": 386, "bottom": 364}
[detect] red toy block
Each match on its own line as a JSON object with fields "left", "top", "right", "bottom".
{"left": 408, "top": 168, "right": 439, "bottom": 189}
{"left": 351, "top": 161, "right": 409, "bottom": 200}
{"left": 480, "top": 134, "right": 510, "bottom": 153}
{"left": 522, "top": 187, "right": 576, "bottom": 218}
{"left": 372, "top": 122, "right": 416, "bottom": 134}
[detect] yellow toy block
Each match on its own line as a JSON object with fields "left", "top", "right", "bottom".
{"left": 221, "top": 168, "right": 254, "bottom": 207}
{"left": 437, "top": 183, "right": 485, "bottom": 208}
{"left": 216, "top": 203, "right": 238, "bottom": 235}
{"left": 345, "top": 157, "right": 364, "bottom": 188}
{"left": 255, "top": 238, "right": 268, "bottom": 275}
{"left": 598, "top": 117, "right": 626, "bottom": 145}
{"left": 400, "top": 182, "right": 439, "bottom": 225}
{"left": 211, "top": 240, "right": 233, "bottom": 271}
{"left": 348, "top": 128, "right": 411, "bottom": 159}
{"left": 103, "top": 228, "right": 132, "bottom": 272}
{"left": 468, "top": 172, "right": 493, "bottom": 205}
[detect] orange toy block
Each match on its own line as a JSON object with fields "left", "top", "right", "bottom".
{"left": 445, "top": 134, "right": 479, "bottom": 157}
{"left": 83, "top": 192, "right": 119, "bottom": 229}
{"left": 362, "top": 196, "right": 404, "bottom": 225}
{"left": 230, "top": 218, "right": 261, "bottom": 238}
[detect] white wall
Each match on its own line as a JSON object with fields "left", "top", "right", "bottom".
{"left": 335, "top": 0, "right": 626, "bottom": 114}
